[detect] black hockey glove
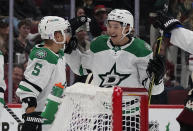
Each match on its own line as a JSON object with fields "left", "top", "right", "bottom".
{"left": 64, "top": 36, "right": 78, "bottom": 54}
{"left": 21, "top": 112, "right": 44, "bottom": 131}
{"left": 153, "top": 11, "right": 182, "bottom": 34}
{"left": 146, "top": 55, "right": 166, "bottom": 85}
{"left": 69, "top": 16, "right": 88, "bottom": 36}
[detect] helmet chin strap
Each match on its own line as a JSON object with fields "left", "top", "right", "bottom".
{"left": 117, "top": 26, "right": 132, "bottom": 43}
{"left": 62, "top": 44, "right": 66, "bottom": 51}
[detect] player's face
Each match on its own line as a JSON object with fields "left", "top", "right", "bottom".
{"left": 54, "top": 31, "right": 65, "bottom": 43}
{"left": 107, "top": 21, "right": 129, "bottom": 45}
{"left": 54, "top": 31, "right": 70, "bottom": 49}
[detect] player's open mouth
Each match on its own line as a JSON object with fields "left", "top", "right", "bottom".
{"left": 110, "top": 35, "right": 117, "bottom": 38}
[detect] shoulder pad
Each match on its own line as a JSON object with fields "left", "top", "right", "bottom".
{"left": 90, "top": 35, "right": 110, "bottom": 53}
{"left": 29, "top": 46, "right": 59, "bottom": 64}
{"left": 123, "top": 38, "right": 152, "bottom": 57}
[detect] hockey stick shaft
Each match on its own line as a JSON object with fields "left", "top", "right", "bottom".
{"left": 148, "top": 0, "right": 169, "bottom": 105}
{"left": 148, "top": 36, "right": 163, "bottom": 105}
{"left": 4, "top": 104, "right": 23, "bottom": 124}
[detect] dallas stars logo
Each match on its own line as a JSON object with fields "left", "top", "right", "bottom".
{"left": 35, "top": 49, "right": 47, "bottom": 59}
{"left": 99, "top": 63, "right": 131, "bottom": 87}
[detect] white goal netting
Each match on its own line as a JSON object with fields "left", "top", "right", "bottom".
{"left": 49, "top": 83, "right": 148, "bottom": 131}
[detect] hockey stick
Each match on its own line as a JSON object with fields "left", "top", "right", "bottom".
{"left": 148, "top": 36, "right": 163, "bottom": 105}
{"left": 4, "top": 104, "right": 23, "bottom": 124}
{"left": 148, "top": 0, "right": 169, "bottom": 105}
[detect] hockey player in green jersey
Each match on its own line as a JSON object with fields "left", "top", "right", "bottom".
{"left": 16, "top": 16, "right": 88, "bottom": 131}
{"left": 66, "top": 9, "right": 165, "bottom": 94}
{"left": 0, "top": 51, "right": 6, "bottom": 116}
{"left": 39, "top": 9, "right": 165, "bottom": 131}
{"left": 47, "top": 9, "right": 165, "bottom": 131}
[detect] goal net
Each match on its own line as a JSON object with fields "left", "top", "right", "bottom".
{"left": 49, "top": 83, "right": 148, "bottom": 131}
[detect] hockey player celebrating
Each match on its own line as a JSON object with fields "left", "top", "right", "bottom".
{"left": 16, "top": 16, "right": 88, "bottom": 131}
{"left": 45, "top": 9, "right": 165, "bottom": 131}
{"left": 40, "top": 9, "right": 165, "bottom": 131}
{"left": 67, "top": 9, "right": 165, "bottom": 94}
{"left": 152, "top": 11, "right": 193, "bottom": 131}
{"left": 0, "top": 50, "right": 6, "bottom": 116}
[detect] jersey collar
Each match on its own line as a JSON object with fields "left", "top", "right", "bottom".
{"left": 107, "top": 37, "right": 135, "bottom": 50}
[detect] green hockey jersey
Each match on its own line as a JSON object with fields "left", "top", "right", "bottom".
{"left": 16, "top": 44, "right": 67, "bottom": 111}
{"left": 66, "top": 35, "right": 164, "bottom": 95}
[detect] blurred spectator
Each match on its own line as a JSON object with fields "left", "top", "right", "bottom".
{"left": 94, "top": 5, "right": 108, "bottom": 34}
{"left": 40, "top": 0, "right": 70, "bottom": 18}
{"left": 82, "top": 0, "right": 95, "bottom": 18}
{"left": 0, "top": 0, "right": 41, "bottom": 35}
{"left": 13, "top": 19, "right": 35, "bottom": 64}
{"left": 167, "top": 0, "right": 193, "bottom": 89}
{"left": 150, "top": 0, "right": 192, "bottom": 46}
{"left": 164, "top": 60, "right": 175, "bottom": 86}
{"left": 89, "top": 5, "right": 108, "bottom": 38}
{"left": 182, "top": 8, "right": 193, "bottom": 31}
{"left": 111, "top": 0, "right": 134, "bottom": 14}
{"left": 149, "top": 0, "right": 192, "bottom": 89}
{"left": 0, "top": 17, "right": 9, "bottom": 42}
{"left": 76, "top": 25, "right": 90, "bottom": 53}
{"left": 5, "top": 64, "right": 24, "bottom": 103}
{"left": 33, "top": 0, "right": 43, "bottom": 8}
{"left": 29, "top": 20, "right": 40, "bottom": 34}
{"left": 76, "top": 7, "right": 86, "bottom": 17}
{"left": 0, "top": 17, "right": 9, "bottom": 63}
{"left": 76, "top": 0, "right": 134, "bottom": 15}
{"left": 149, "top": 0, "right": 170, "bottom": 46}
{"left": 74, "top": 25, "right": 91, "bottom": 83}
{"left": 167, "top": 46, "right": 190, "bottom": 88}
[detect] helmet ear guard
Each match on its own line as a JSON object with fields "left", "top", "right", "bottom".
{"left": 38, "top": 16, "right": 71, "bottom": 44}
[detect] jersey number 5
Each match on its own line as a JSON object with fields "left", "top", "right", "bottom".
{"left": 32, "top": 63, "right": 42, "bottom": 76}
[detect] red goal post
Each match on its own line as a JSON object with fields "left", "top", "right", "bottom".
{"left": 113, "top": 87, "right": 149, "bottom": 131}
{"left": 49, "top": 83, "right": 149, "bottom": 131}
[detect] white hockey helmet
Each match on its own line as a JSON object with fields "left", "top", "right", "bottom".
{"left": 107, "top": 9, "right": 134, "bottom": 34}
{"left": 38, "top": 16, "right": 71, "bottom": 44}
